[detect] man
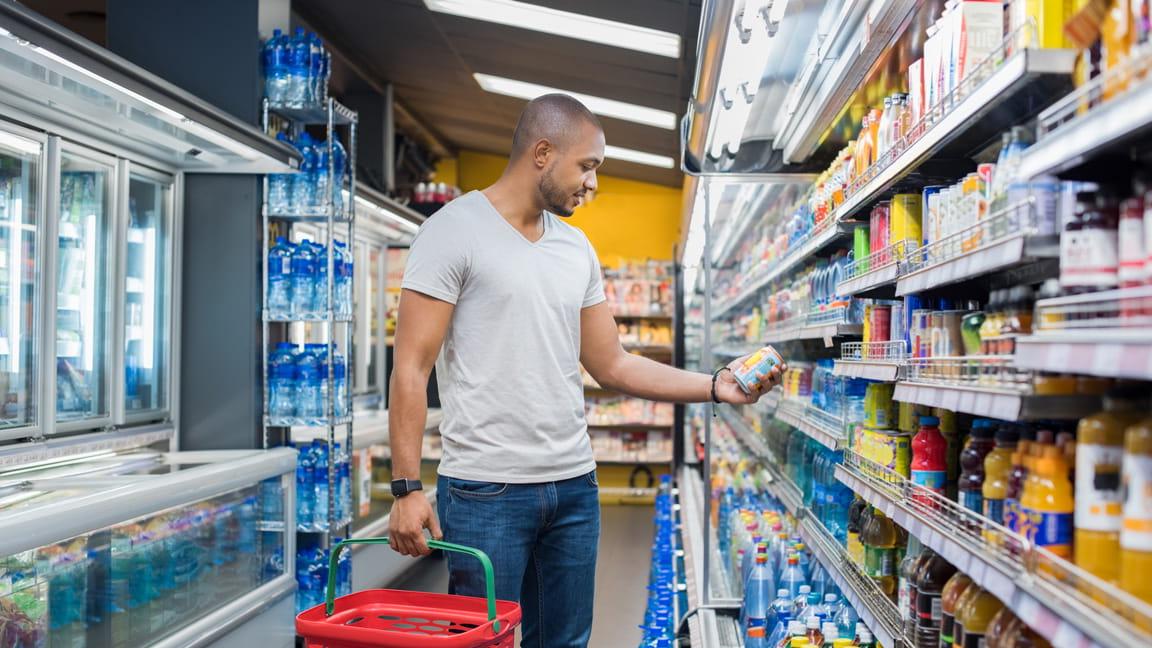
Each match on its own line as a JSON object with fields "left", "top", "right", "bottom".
{"left": 388, "top": 94, "right": 783, "bottom": 647}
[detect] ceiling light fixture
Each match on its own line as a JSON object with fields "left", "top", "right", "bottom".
{"left": 604, "top": 145, "right": 675, "bottom": 169}
{"left": 473, "top": 74, "right": 677, "bottom": 130}
{"left": 424, "top": 0, "right": 681, "bottom": 58}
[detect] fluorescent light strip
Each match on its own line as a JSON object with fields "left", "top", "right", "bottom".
{"left": 0, "top": 131, "right": 41, "bottom": 156}
{"left": 604, "top": 145, "right": 675, "bottom": 169}
{"left": 474, "top": 73, "right": 676, "bottom": 130}
{"left": 349, "top": 192, "right": 421, "bottom": 232}
{"left": 424, "top": 0, "right": 680, "bottom": 58}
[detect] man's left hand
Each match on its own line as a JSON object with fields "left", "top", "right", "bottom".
{"left": 713, "top": 356, "right": 787, "bottom": 405}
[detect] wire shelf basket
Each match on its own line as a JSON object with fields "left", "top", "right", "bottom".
{"left": 1033, "top": 285, "right": 1152, "bottom": 333}
{"left": 904, "top": 355, "right": 1030, "bottom": 390}
{"left": 1037, "top": 42, "right": 1152, "bottom": 139}
{"left": 841, "top": 340, "right": 908, "bottom": 362}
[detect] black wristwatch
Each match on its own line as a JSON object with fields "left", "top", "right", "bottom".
{"left": 391, "top": 478, "right": 424, "bottom": 498}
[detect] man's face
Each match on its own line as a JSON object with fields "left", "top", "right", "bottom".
{"left": 538, "top": 122, "right": 604, "bottom": 217}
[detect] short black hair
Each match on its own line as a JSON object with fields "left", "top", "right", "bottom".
{"left": 510, "top": 93, "right": 603, "bottom": 158}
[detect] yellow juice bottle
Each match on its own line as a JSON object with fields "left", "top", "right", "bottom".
{"left": 983, "top": 425, "right": 1019, "bottom": 541}
{"left": 1024, "top": 446, "right": 1075, "bottom": 561}
{"left": 1075, "top": 387, "right": 1148, "bottom": 582}
{"left": 953, "top": 586, "right": 1006, "bottom": 648}
{"left": 1121, "top": 413, "right": 1152, "bottom": 604}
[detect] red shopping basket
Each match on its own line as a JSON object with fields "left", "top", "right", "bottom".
{"left": 296, "top": 538, "right": 521, "bottom": 648}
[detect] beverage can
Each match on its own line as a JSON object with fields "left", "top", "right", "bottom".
{"left": 922, "top": 186, "right": 947, "bottom": 248}
{"left": 890, "top": 302, "right": 905, "bottom": 346}
{"left": 1030, "top": 176, "right": 1060, "bottom": 235}
{"left": 911, "top": 309, "right": 932, "bottom": 358}
{"left": 871, "top": 305, "right": 892, "bottom": 343}
{"left": 731, "top": 345, "right": 784, "bottom": 395}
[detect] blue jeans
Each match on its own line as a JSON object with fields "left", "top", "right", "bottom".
{"left": 436, "top": 471, "right": 601, "bottom": 648}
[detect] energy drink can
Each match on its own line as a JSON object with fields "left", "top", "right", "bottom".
{"left": 731, "top": 345, "right": 784, "bottom": 394}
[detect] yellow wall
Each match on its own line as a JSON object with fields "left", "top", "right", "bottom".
{"left": 448, "top": 150, "right": 682, "bottom": 268}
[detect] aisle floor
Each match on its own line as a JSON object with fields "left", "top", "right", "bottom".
{"left": 391, "top": 505, "right": 654, "bottom": 647}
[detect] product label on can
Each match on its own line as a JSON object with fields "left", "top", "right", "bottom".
{"left": 732, "top": 346, "right": 782, "bottom": 394}
{"left": 1003, "top": 497, "right": 1019, "bottom": 533}
{"left": 1075, "top": 443, "right": 1124, "bottom": 532}
{"left": 960, "top": 490, "right": 983, "bottom": 514}
{"left": 984, "top": 498, "right": 1005, "bottom": 526}
{"left": 912, "top": 469, "right": 947, "bottom": 494}
{"left": 1121, "top": 454, "right": 1152, "bottom": 552}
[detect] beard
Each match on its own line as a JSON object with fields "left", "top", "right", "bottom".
{"left": 539, "top": 166, "right": 581, "bottom": 217}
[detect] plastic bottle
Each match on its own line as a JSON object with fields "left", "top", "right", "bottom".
{"left": 1121, "top": 411, "right": 1152, "bottom": 603}
{"left": 296, "top": 446, "right": 315, "bottom": 530}
{"left": 958, "top": 420, "right": 997, "bottom": 516}
{"left": 793, "top": 584, "right": 813, "bottom": 619}
{"left": 983, "top": 424, "right": 1020, "bottom": 528}
{"left": 805, "top": 616, "right": 824, "bottom": 647}
{"left": 1022, "top": 445, "right": 1074, "bottom": 560}
{"left": 855, "top": 627, "right": 876, "bottom": 648}
{"left": 312, "top": 440, "right": 331, "bottom": 532}
{"left": 821, "top": 621, "right": 840, "bottom": 646}
{"left": 314, "top": 242, "right": 331, "bottom": 315}
{"left": 743, "top": 535, "right": 766, "bottom": 594}
{"left": 315, "top": 138, "right": 332, "bottom": 211}
{"left": 897, "top": 535, "right": 923, "bottom": 636}
{"left": 334, "top": 241, "right": 351, "bottom": 317}
{"left": 296, "top": 345, "right": 322, "bottom": 419}
{"left": 263, "top": 29, "right": 290, "bottom": 104}
{"left": 1003, "top": 429, "right": 1035, "bottom": 540}
{"left": 267, "top": 342, "right": 297, "bottom": 418}
{"left": 267, "top": 235, "right": 293, "bottom": 318}
{"left": 332, "top": 136, "right": 347, "bottom": 214}
{"left": 744, "top": 546, "right": 774, "bottom": 635}
{"left": 333, "top": 351, "right": 348, "bottom": 417}
{"left": 1075, "top": 386, "right": 1148, "bottom": 580}
{"left": 847, "top": 496, "right": 867, "bottom": 567}
{"left": 821, "top": 593, "right": 840, "bottom": 622}
{"left": 984, "top": 606, "right": 1020, "bottom": 648}
{"left": 768, "top": 611, "right": 794, "bottom": 647}
{"left": 307, "top": 33, "right": 324, "bottom": 106}
{"left": 768, "top": 588, "right": 793, "bottom": 632}
{"left": 862, "top": 508, "right": 897, "bottom": 597}
{"left": 938, "top": 571, "right": 973, "bottom": 648}
{"left": 290, "top": 239, "right": 317, "bottom": 318}
{"left": 912, "top": 416, "right": 948, "bottom": 500}
{"left": 288, "top": 27, "right": 310, "bottom": 107}
{"left": 952, "top": 587, "right": 1004, "bottom": 648}
{"left": 913, "top": 549, "right": 956, "bottom": 647}
{"left": 747, "top": 625, "right": 769, "bottom": 648}
{"left": 780, "top": 554, "right": 808, "bottom": 599}
{"left": 292, "top": 133, "right": 318, "bottom": 215}
{"left": 268, "top": 135, "right": 294, "bottom": 215}
{"left": 833, "top": 598, "right": 859, "bottom": 640}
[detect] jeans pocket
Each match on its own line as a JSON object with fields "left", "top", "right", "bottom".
{"left": 449, "top": 478, "right": 509, "bottom": 499}
{"left": 585, "top": 471, "right": 599, "bottom": 488}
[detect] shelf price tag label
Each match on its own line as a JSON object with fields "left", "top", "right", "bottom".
{"left": 1046, "top": 343, "right": 1072, "bottom": 371}
{"left": 1092, "top": 343, "right": 1122, "bottom": 376}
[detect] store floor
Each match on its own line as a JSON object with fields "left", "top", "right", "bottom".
{"left": 391, "top": 505, "right": 654, "bottom": 647}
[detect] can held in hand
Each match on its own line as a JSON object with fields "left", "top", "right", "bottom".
{"left": 731, "top": 345, "right": 784, "bottom": 395}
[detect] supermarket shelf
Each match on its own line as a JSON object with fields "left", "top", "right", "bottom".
{"left": 837, "top": 259, "right": 900, "bottom": 297}
{"left": 1018, "top": 48, "right": 1152, "bottom": 179}
{"left": 264, "top": 313, "right": 353, "bottom": 323}
{"left": 714, "top": 322, "right": 863, "bottom": 353}
{"left": 679, "top": 465, "right": 740, "bottom": 608}
{"left": 775, "top": 398, "right": 846, "bottom": 451}
{"left": 0, "top": 423, "right": 173, "bottom": 469}
{"left": 798, "top": 516, "right": 908, "bottom": 648}
{"left": 895, "top": 233, "right": 1059, "bottom": 296}
{"left": 717, "top": 404, "right": 773, "bottom": 464}
{"left": 267, "top": 99, "right": 358, "bottom": 125}
{"left": 595, "top": 458, "right": 672, "bottom": 466}
{"left": 713, "top": 221, "right": 856, "bottom": 320}
{"left": 612, "top": 312, "right": 673, "bottom": 320}
{"left": 833, "top": 359, "right": 903, "bottom": 382}
{"left": 835, "top": 455, "right": 1150, "bottom": 648}
{"left": 1016, "top": 331, "right": 1152, "bottom": 381}
{"left": 264, "top": 209, "right": 354, "bottom": 223}
{"left": 266, "top": 414, "right": 353, "bottom": 428}
{"left": 833, "top": 48, "right": 1076, "bottom": 222}
{"left": 754, "top": 387, "right": 782, "bottom": 416}
{"left": 892, "top": 381, "right": 1100, "bottom": 421}
{"left": 623, "top": 344, "right": 674, "bottom": 355}
{"left": 294, "top": 408, "right": 443, "bottom": 450}
{"left": 598, "top": 486, "right": 660, "bottom": 500}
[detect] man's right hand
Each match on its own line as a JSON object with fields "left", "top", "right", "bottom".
{"left": 388, "top": 490, "right": 443, "bottom": 557}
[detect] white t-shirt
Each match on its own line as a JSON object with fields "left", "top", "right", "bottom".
{"left": 401, "top": 191, "right": 606, "bottom": 483}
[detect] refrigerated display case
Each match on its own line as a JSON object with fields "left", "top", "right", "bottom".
{"left": 0, "top": 129, "right": 39, "bottom": 434}
{"left": 120, "top": 170, "right": 172, "bottom": 421}
{"left": 0, "top": 447, "right": 297, "bottom": 648}
{"left": 54, "top": 147, "right": 112, "bottom": 426}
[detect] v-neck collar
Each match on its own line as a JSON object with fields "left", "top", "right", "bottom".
{"left": 476, "top": 190, "right": 549, "bottom": 246}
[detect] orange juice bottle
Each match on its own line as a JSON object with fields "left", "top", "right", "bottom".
{"left": 983, "top": 424, "right": 1019, "bottom": 541}
{"left": 939, "top": 571, "right": 973, "bottom": 647}
{"left": 1022, "top": 446, "right": 1075, "bottom": 561}
{"left": 1121, "top": 411, "right": 1152, "bottom": 603}
{"left": 952, "top": 586, "right": 1005, "bottom": 648}
{"left": 1075, "top": 386, "right": 1149, "bottom": 582}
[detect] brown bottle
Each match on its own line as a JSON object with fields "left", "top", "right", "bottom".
{"left": 914, "top": 550, "right": 957, "bottom": 647}
{"left": 984, "top": 606, "right": 1019, "bottom": 648}
{"left": 938, "top": 572, "right": 974, "bottom": 648}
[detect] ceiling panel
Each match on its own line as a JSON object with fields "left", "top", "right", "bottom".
{"left": 295, "top": 0, "right": 700, "bottom": 187}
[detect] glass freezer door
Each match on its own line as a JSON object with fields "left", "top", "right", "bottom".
{"left": 56, "top": 150, "right": 111, "bottom": 423}
{"left": 124, "top": 173, "right": 170, "bottom": 416}
{"left": 0, "top": 130, "right": 39, "bottom": 431}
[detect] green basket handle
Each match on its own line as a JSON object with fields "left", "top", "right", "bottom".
{"left": 324, "top": 537, "right": 501, "bottom": 633}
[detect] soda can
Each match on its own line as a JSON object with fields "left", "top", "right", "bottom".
{"left": 731, "top": 345, "right": 784, "bottom": 395}
{"left": 871, "top": 304, "right": 892, "bottom": 344}
{"left": 911, "top": 309, "right": 932, "bottom": 358}
{"left": 889, "top": 302, "right": 905, "bottom": 351}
